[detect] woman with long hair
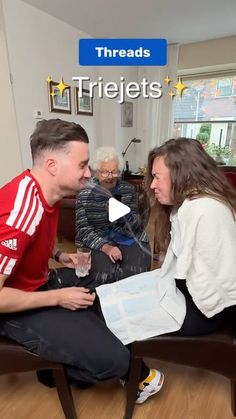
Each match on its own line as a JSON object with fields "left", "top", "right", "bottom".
{"left": 96, "top": 138, "right": 236, "bottom": 401}
{"left": 144, "top": 137, "right": 236, "bottom": 335}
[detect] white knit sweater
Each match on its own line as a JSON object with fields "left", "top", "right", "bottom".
{"left": 173, "top": 197, "right": 236, "bottom": 317}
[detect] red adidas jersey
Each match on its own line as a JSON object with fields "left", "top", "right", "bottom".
{"left": 0, "top": 170, "right": 60, "bottom": 291}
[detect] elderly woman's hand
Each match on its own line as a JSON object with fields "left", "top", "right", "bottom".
{"left": 101, "top": 244, "right": 122, "bottom": 263}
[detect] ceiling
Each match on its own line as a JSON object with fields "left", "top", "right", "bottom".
{"left": 22, "top": 0, "right": 236, "bottom": 44}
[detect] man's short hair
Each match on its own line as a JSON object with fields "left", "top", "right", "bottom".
{"left": 30, "top": 119, "right": 89, "bottom": 161}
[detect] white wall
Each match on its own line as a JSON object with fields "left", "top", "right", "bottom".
{"left": 2, "top": 0, "right": 140, "bottom": 171}
{"left": 0, "top": 0, "right": 22, "bottom": 186}
{"left": 2, "top": 0, "right": 101, "bottom": 168}
{"left": 98, "top": 66, "right": 138, "bottom": 171}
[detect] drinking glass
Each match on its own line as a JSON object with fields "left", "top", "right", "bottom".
{"left": 75, "top": 247, "right": 91, "bottom": 277}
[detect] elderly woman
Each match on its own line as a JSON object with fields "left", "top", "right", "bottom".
{"left": 75, "top": 146, "right": 151, "bottom": 288}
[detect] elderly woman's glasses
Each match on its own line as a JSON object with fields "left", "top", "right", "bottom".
{"left": 98, "top": 170, "right": 120, "bottom": 178}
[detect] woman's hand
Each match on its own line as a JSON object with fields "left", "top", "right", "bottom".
{"left": 101, "top": 244, "right": 122, "bottom": 263}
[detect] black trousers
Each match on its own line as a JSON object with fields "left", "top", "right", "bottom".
{"left": 76, "top": 242, "right": 152, "bottom": 290}
{"left": 3, "top": 273, "right": 223, "bottom": 387}
{"left": 174, "top": 279, "right": 226, "bottom": 336}
{"left": 0, "top": 270, "right": 150, "bottom": 385}
{"left": 0, "top": 284, "right": 130, "bottom": 384}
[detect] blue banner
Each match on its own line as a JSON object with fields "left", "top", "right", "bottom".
{"left": 79, "top": 38, "right": 167, "bottom": 66}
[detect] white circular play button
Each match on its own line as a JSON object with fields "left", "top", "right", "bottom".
{"left": 108, "top": 197, "right": 131, "bottom": 222}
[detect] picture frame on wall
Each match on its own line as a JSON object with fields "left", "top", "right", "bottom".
{"left": 121, "top": 101, "right": 133, "bottom": 127}
{"left": 48, "top": 81, "right": 71, "bottom": 114}
{"left": 75, "top": 88, "right": 93, "bottom": 115}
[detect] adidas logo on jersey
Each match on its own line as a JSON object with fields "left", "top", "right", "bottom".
{"left": 1, "top": 239, "right": 17, "bottom": 251}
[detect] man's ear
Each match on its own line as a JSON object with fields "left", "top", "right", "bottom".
{"left": 46, "top": 157, "right": 57, "bottom": 175}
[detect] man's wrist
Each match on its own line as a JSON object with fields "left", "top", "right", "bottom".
{"left": 49, "top": 289, "right": 60, "bottom": 306}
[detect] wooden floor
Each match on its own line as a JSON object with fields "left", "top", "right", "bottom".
{"left": 0, "top": 359, "right": 234, "bottom": 419}
{"left": 1, "top": 217, "right": 234, "bottom": 418}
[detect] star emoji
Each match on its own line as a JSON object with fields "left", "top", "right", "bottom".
{"left": 168, "top": 90, "right": 175, "bottom": 98}
{"left": 174, "top": 77, "right": 188, "bottom": 97}
{"left": 47, "top": 76, "right": 52, "bottom": 84}
{"left": 50, "top": 91, "right": 56, "bottom": 98}
{"left": 56, "top": 77, "right": 69, "bottom": 96}
{"left": 164, "top": 75, "right": 172, "bottom": 85}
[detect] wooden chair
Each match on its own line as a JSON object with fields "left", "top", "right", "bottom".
{"left": 220, "top": 165, "right": 236, "bottom": 189}
{"left": 58, "top": 196, "right": 76, "bottom": 242}
{"left": 0, "top": 336, "right": 77, "bottom": 419}
{"left": 124, "top": 326, "right": 236, "bottom": 419}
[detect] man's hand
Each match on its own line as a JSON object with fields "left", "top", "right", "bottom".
{"left": 57, "top": 251, "right": 91, "bottom": 271}
{"left": 101, "top": 244, "right": 122, "bottom": 263}
{"left": 0, "top": 282, "right": 95, "bottom": 313}
{"left": 55, "top": 287, "right": 95, "bottom": 310}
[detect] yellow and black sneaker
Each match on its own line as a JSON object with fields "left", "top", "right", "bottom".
{"left": 136, "top": 369, "right": 164, "bottom": 404}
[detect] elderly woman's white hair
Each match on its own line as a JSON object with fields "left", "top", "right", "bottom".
{"left": 90, "top": 146, "right": 124, "bottom": 172}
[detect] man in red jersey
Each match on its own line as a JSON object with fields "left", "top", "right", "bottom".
{"left": 0, "top": 119, "right": 129, "bottom": 385}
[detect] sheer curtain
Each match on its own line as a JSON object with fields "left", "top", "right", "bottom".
{"left": 136, "top": 44, "right": 179, "bottom": 168}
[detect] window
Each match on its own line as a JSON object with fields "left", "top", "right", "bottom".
{"left": 216, "top": 78, "right": 232, "bottom": 97}
{"left": 174, "top": 74, "right": 236, "bottom": 166}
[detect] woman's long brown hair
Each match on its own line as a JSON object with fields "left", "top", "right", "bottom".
{"left": 145, "top": 138, "right": 236, "bottom": 255}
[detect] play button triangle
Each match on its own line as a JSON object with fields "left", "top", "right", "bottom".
{"left": 108, "top": 197, "right": 131, "bottom": 222}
